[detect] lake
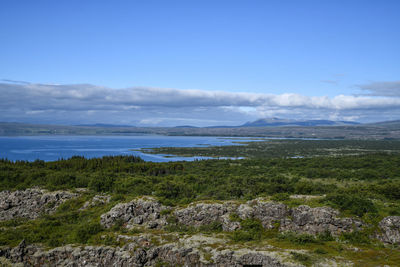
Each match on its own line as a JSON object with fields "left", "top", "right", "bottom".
{"left": 0, "top": 135, "right": 251, "bottom": 162}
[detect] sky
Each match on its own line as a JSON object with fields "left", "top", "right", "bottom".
{"left": 0, "top": 0, "right": 399, "bottom": 126}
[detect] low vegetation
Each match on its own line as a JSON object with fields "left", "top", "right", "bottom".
{"left": 1, "top": 140, "right": 400, "bottom": 265}
{"left": 141, "top": 139, "right": 400, "bottom": 158}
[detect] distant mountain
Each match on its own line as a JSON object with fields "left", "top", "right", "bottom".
{"left": 1, "top": 120, "right": 400, "bottom": 139}
{"left": 174, "top": 125, "right": 198, "bottom": 128}
{"left": 241, "top": 117, "right": 360, "bottom": 127}
{"left": 76, "top": 123, "right": 134, "bottom": 128}
{"left": 366, "top": 120, "right": 400, "bottom": 127}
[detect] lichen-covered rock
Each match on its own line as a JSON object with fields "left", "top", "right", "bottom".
{"left": 23, "top": 244, "right": 137, "bottom": 266}
{"left": 174, "top": 203, "right": 230, "bottom": 226}
{"left": 221, "top": 213, "right": 241, "bottom": 231}
{"left": 280, "top": 205, "right": 363, "bottom": 235}
{"left": 237, "top": 203, "right": 254, "bottom": 219}
{"left": 173, "top": 202, "right": 239, "bottom": 231}
{"left": 100, "top": 197, "right": 167, "bottom": 229}
{"left": 0, "top": 189, "right": 78, "bottom": 221}
{"left": 251, "top": 201, "right": 289, "bottom": 229}
{"left": 377, "top": 216, "right": 400, "bottom": 244}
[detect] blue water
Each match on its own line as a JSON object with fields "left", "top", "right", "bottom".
{"left": 0, "top": 135, "right": 250, "bottom": 162}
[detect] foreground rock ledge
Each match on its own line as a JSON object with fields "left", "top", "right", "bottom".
{"left": 1, "top": 190, "right": 399, "bottom": 266}
{"left": 1, "top": 236, "right": 340, "bottom": 267}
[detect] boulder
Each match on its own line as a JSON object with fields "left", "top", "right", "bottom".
{"left": 377, "top": 216, "right": 400, "bottom": 244}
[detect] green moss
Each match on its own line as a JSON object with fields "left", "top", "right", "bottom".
{"left": 290, "top": 251, "right": 313, "bottom": 266}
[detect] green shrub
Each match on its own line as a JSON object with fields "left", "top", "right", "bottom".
{"left": 340, "top": 231, "right": 370, "bottom": 245}
{"left": 375, "top": 182, "right": 400, "bottom": 200}
{"left": 88, "top": 175, "right": 115, "bottom": 192}
{"left": 110, "top": 194, "right": 127, "bottom": 202}
{"left": 164, "top": 216, "right": 196, "bottom": 233}
{"left": 229, "top": 213, "right": 241, "bottom": 222}
{"left": 323, "top": 193, "right": 377, "bottom": 217}
{"left": 129, "top": 228, "right": 142, "bottom": 234}
{"left": 74, "top": 222, "right": 103, "bottom": 243}
{"left": 278, "top": 232, "right": 318, "bottom": 244}
{"left": 155, "top": 179, "right": 195, "bottom": 202}
{"left": 165, "top": 223, "right": 196, "bottom": 233}
{"left": 232, "top": 218, "right": 263, "bottom": 242}
{"left": 111, "top": 219, "right": 125, "bottom": 231}
{"left": 198, "top": 221, "right": 223, "bottom": 233}
{"left": 271, "top": 192, "right": 290, "bottom": 201}
{"left": 388, "top": 205, "right": 400, "bottom": 216}
{"left": 160, "top": 209, "right": 172, "bottom": 216}
{"left": 316, "top": 230, "right": 335, "bottom": 242}
{"left": 232, "top": 230, "right": 256, "bottom": 242}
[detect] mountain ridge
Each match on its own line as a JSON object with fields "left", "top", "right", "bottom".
{"left": 241, "top": 117, "right": 360, "bottom": 127}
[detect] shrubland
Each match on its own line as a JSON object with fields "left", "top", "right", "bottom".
{"left": 1, "top": 140, "right": 400, "bottom": 265}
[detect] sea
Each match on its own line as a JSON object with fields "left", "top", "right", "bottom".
{"left": 0, "top": 135, "right": 252, "bottom": 162}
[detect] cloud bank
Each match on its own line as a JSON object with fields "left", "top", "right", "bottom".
{"left": 1, "top": 81, "right": 400, "bottom": 126}
{"left": 358, "top": 81, "right": 400, "bottom": 96}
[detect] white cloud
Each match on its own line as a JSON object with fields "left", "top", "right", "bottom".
{"left": 1, "top": 81, "right": 400, "bottom": 125}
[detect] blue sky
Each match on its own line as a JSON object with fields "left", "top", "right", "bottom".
{"left": 1, "top": 0, "right": 400, "bottom": 126}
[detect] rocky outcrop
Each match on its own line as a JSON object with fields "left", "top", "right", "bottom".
{"left": 172, "top": 200, "right": 362, "bottom": 236}
{"left": 100, "top": 197, "right": 168, "bottom": 229}
{"left": 102, "top": 197, "right": 364, "bottom": 236}
{"left": 251, "top": 201, "right": 289, "bottom": 229}
{"left": 280, "top": 205, "right": 363, "bottom": 235}
{"left": 377, "top": 216, "right": 400, "bottom": 244}
{"left": 0, "top": 237, "right": 298, "bottom": 267}
{"left": 0, "top": 189, "right": 78, "bottom": 221}
{"left": 173, "top": 202, "right": 240, "bottom": 231}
